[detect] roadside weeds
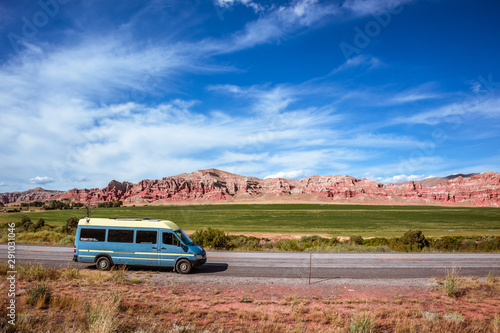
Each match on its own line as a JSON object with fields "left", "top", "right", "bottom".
{"left": 1, "top": 264, "right": 499, "bottom": 332}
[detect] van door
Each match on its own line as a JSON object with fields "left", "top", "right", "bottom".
{"left": 134, "top": 229, "right": 159, "bottom": 266}
{"left": 159, "top": 231, "right": 184, "bottom": 267}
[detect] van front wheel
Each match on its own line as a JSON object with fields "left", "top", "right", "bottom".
{"left": 96, "top": 256, "right": 112, "bottom": 271}
{"left": 176, "top": 259, "right": 192, "bottom": 274}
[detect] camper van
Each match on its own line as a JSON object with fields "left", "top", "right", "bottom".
{"left": 73, "top": 218, "right": 206, "bottom": 274}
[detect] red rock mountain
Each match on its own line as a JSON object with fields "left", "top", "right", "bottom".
{"left": 2, "top": 170, "right": 499, "bottom": 206}
{"left": 0, "top": 187, "right": 64, "bottom": 205}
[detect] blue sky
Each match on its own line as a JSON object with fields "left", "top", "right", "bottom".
{"left": 1, "top": 0, "right": 499, "bottom": 192}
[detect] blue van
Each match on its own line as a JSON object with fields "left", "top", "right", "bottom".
{"left": 73, "top": 217, "right": 206, "bottom": 274}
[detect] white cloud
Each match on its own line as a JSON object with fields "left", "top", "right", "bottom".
{"left": 392, "top": 97, "right": 500, "bottom": 125}
{"left": 375, "top": 174, "right": 429, "bottom": 184}
{"left": 264, "top": 170, "right": 307, "bottom": 180}
{"left": 214, "top": 0, "right": 265, "bottom": 12}
{"left": 330, "top": 55, "right": 382, "bottom": 75}
{"left": 72, "top": 177, "right": 90, "bottom": 183}
{"left": 218, "top": 0, "right": 339, "bottom": 52}
{"left": 387, "top": 83, "right": 441, "bottom": 105}
{"left": 29, "top": 176, "right": 55, "bottom": 185}
{"left": 341, "top": 0, "right": 413, "bottom": 16}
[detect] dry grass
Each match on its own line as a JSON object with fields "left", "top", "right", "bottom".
{"left": 0, "top": 264, "right": 499, "bottom": 332}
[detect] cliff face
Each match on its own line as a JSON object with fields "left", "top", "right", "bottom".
{"left": 2, "top": 170, "right": 500, "bottom": 206}
{"left": 0, "top": 187, "right": 64, "bottom": 204}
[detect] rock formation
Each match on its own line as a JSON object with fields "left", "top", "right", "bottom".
{"left": 0, "top": 187, "right": 64, "bottom": 204}
{"left": 1, "top": 170, "right": 499, "bottom": 206}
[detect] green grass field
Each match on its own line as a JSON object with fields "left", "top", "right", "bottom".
{"left": 1, "top": 204, "right": 499, "bottom": 237}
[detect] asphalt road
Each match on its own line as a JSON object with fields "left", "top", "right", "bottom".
{"left": 2, "top": 244, "right": 500, "bottom": 279}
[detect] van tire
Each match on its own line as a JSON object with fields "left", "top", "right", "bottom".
{"left": 176, "top": 259, "right": 192, "bottom": 274}
{"left": 96, "top": 256, "right": 112, "bottom": 271}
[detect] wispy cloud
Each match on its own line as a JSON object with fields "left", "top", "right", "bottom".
{"left": 29, "top": 176, "right": 55, "bottom": 185}
{"left": 341, "top": 0, "right": 414, "bottom": 16}
{"left": 386, "top": 83, "right": 442, "bottom": 105}
{"left": 264, "top": 170, "right": 307, "bottom": 179}
{"left": 392, "top": 97, "right": 500, "bottom": 125}
{"left": 330, "top": 55, "right": 382, "bottom": 74}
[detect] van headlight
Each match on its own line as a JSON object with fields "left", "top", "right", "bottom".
{"left": 194, "top": 254, "right": 205, "bottom": 260}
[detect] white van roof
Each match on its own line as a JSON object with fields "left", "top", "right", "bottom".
{"left": 77, "top": 217, "right": 181, "bottom": 231}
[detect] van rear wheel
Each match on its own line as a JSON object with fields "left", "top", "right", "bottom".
{"left": 176, "top": 259, "right": 192, "bottom": 274}
{"left": 96, "top": 256, "right": 112, "bottom": 271}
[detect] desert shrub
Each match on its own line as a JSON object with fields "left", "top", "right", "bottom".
{"left": 444, "top": 267, "right": 461, "bottom": 297}
{"left": 58, "top": 234, "right": 75, "bottom": 245}
{"left": 298, "top": 235, "right": 333, "bottom": 250}
{"left": 61, "top": 217, "right": 79, "bottom": 233}
{"left": 349, "top": 235, "right": 364, "bottom": 245}
{"left": 21, "top": 215, "right": 32, "bottom": 230}
{"left": 28, "top": 218, "right": 46, "bottom": 232}
{"left": 87, "top": 292, "right": 122, "bottom": 333}
{"left": 190, "top": 227, "right": 230, "bottom": 250}
{"left": 349, "top": 312, "right": 376, "bottom": 333}
{"left": 435, "top": 236, "right": 462, "bottom": 251}
{"left": 460, "top": 239, "right": 478, "bottom": 252}
{"left": 399, "top": 230, "right": 429, "bottom": 251}
{"left": 26, "top": 283, "right": 52, "bottom": 308}
{"left": 276, "top": 239, "right": 299, "bottom": 251}
{"left": 363, "top": 237, "right": 389, "bottom": 246}
{"left": 477, "top": 237, "right": 500, "bottom": 252}
{"left": 18, "top": 264, "right": 60, "bottom": 281}
{"left": 229, "top": 235, "right": 262, "bottom": 250}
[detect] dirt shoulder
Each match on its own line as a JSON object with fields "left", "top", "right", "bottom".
{"left": 6, "top": 265, "right": 499, "bottom": 332}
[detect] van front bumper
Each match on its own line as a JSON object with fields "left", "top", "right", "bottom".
{"left": 192, "top": 258, "right": 206, "bottom": 267}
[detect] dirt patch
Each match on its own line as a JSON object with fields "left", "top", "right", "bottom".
{"left": 9, "top": 269, "right": 500, "bottom": 332}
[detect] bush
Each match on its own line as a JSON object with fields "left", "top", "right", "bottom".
{"left": 363, "top": 237, "right": 389, "bottom": 247}
{"left": 26, "top": 283, "right": 51, "bottom": 308}
{"left": 276, "top": 239, "right": 299, "bottom": 251}
{"left": 190, "top": 227, "right": 230, "bottom": 250}
{"left": 60, "top": 217, "right": 79, "bottom": 233}
{"left": 21, "top": 215, "right": 33, "bottom": 230}
{"left": 43, "top": 200, "right": 71, "bottom": 210}
{"left": 349, "top": 235, "right": 364, "bottom": 245}
{"left": 399, "top": 230, "right": 429, "bottom": 251}
{"left": 477, "top": 237, "right": 500, "bottom": 252}
{"left": 97, "top": 200, "right": 123, "bottom": 208}
{"left": 229, "top": 235, "right": 262, "bottom": 250}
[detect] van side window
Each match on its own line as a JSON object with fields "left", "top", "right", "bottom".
{"left": 108, "top": 229, "right": 134, "bottom": 243}
{"left": 80, "top": 228, "right": 105, "bottom": 242}
{"left": 163, "top": 232, "right": 180, "bottom": 246}
{"left": 136, "top": 230, "right": 157, "bottom": 244}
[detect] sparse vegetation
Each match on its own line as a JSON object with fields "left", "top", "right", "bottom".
{"left": 26, "top": 283, "right": 52, "bottom": 308}
{"left": 0, "top": 263, "right": 498, "bottom": 332}
{"left": 190, "top": 227, "right": 230, "bottom": 250}
{"left": 97, "top": 200, "right": 123, "bottom": 208}
{"left": 349, "top": 312, "right": 377, "bottom": 333}
{"left": 1, "top": 204, "right": 499, "bottom": 252}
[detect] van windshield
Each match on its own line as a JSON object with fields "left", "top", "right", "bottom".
{"left": 175, "top": 230, "right": 193, "bottom": 245}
